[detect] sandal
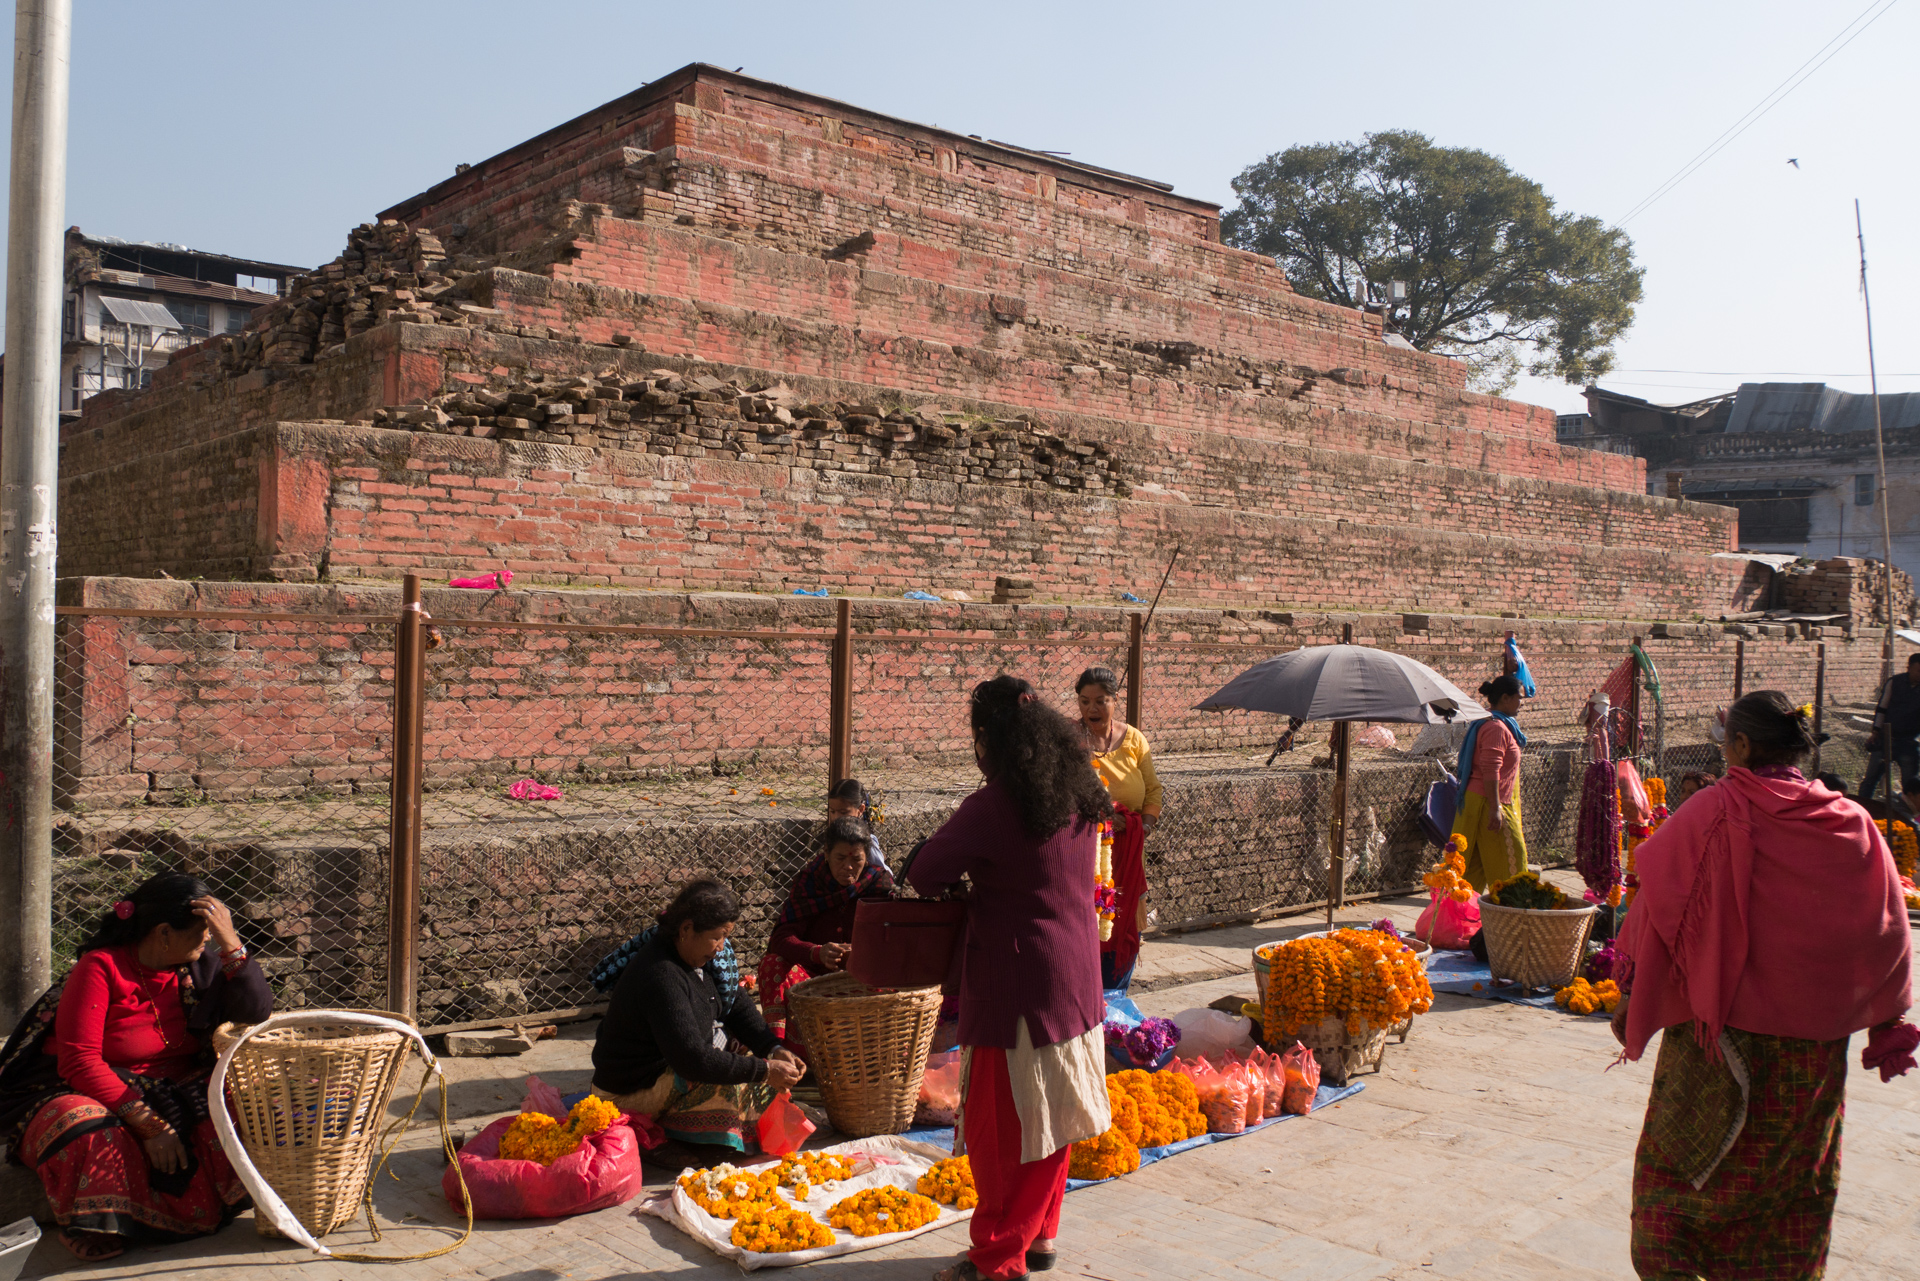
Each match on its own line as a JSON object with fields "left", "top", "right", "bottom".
{"left": 932, "top": 1257, "right": 1027, "bottom": 1281}
{"left": 59, "top": 1229, "right": 125, "bottom": 1262}
{"left": 1026, "top": 1246, "right": 1057, "bottom": 1271}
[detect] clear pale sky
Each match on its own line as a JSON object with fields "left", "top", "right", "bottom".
{"left": 10, "top": 0, "right": 1916, "bottom": 416}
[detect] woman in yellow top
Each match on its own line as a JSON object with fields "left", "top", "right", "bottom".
{"left": 1076, "top": 667, "right": 1163, "bottom": 991}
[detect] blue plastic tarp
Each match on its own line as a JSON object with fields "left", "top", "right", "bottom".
{"left": 1426, "top": 950, "right": 1606, "bottom": 1017}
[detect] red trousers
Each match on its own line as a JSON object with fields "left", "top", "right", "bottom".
{"left": 964, "top": 1046, "right": 1068, "bottom": 1280}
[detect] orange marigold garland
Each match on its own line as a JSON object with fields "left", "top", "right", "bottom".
{"left": 731, "top": 1200, "right": 835, "bottom": 1252}
{"left": 498, "top": 1095, "right": 621, "bottom": 1166}
{"left": 1261, "top": 929, "right": 1433, "bottom": 1040}
{"left": 1110, "top": 1070, "right": 1183, "bottom": 1147}
{"left": 1068, "top": 1125, "right": 1141, "bottom": 1181}
{"left": 1553, "top": 977, "right": 1622, "bottom": 1016}
{"left": 1103, "top": 1076, "right": 1143, "bottom": 1146}
{"left": 827, "top": 1186, "right": 940, "bottom": 1237}
{"left": 915, "top": 1155, "right": 977, "bottom": 1209}
{"left": 1147, "top": 1066, "right": 1207, "bottom": 1139}
{"left": 678, "top": 1162, "right": 783, "bottom": 1218}
{"left": 1422, "top": 837, "right": 1474, "bottom": 904}
{"left": 773, "top": 1151, "right": 854, "bottom": 1202}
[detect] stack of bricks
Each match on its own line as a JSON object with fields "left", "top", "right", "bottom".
{"left": 1780, "top": 558, "right": 1917, "bottom": 626}
{"left": 993, "top": 577, "right": 1035, "bottom": 605}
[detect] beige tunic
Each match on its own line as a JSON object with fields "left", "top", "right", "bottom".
{"left": 958, "top": 1017, "right": 1111, "bottom": 1163}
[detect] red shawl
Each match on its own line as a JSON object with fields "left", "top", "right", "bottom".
{"left": 1618, "top": 766, "right": 1910, "bottom": 1061}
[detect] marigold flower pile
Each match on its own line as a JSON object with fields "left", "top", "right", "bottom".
{"left": 1423, "top": 837, "right": 1474, "bottom": 904}
{"left": 497, "top": 1095, "right": 621, "bottom": 1166}
{"left": 1876, "top": 818, "right": 1919, "bottom": 882}
{"left": 1108, "top": 1069, "right": 1200, "bottom": 1146}
{"left": 1262, "top": 929, "right": 1434, "bottom": 1038}
{"left": 678, "top": 1162, "right": 783, "bottom": 1218}
{"left": 1067, "top": 1124, "right": 1140, "bottom": 1180}
{"left": 1553, "top": 977, "right": 1622, "bottom": 1016}
{"left": 827, "top": 1186, "right": 940, "bottom": 1237}
{"left": 915, "top": 1155, "right": 976, "bottom": 1209}
{"left": 773, "top": 1151, "right": 855, "bottom": 1202}
{"left": 730, "top": 1200, "right": 835, "bottom": 1252}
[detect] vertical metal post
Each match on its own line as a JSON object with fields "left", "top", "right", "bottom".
{"left": 385, "top": 575, "right": 426, "bottom": 1020}
{"left": 1733, "top": 639, "right": 1745, "bottom": 702}
{"left": 828, "top": 598, "right": 852, "bottom": 789}
{"left": 1812, "top": 642, "right": 1827, "bottom": 777}
{"left": 0, "top": 0, "right": 70, "bottom": 1027}
{"left": 1125, "top": 611, "right": 1144, "bottom": 731}
{"left": 1327, "top": 620, "right": 1353, "bottom": 928}
{"left": 1627, "top": 637, "right": 1643, "bottom": 758}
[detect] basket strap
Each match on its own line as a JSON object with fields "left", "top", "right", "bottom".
{"left": 207, "top": 1011, "right": 441, "bottom": 1257}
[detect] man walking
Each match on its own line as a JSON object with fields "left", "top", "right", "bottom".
{"left": 1859, "top": 653, "right": 1920, "bottom": 803}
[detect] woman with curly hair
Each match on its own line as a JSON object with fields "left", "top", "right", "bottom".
{"left": 1614, "top": 690, "right": 1913, "bottom": 1277}
{"left": 910, "top": 675, "right": 1114, "bottom": 1281}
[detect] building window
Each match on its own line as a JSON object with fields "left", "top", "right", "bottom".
{"left": 167, "top": 299, "right": 210, "bottom": 338}
{"left": 1732, "top": 496, "right": 1812, "bottom": 544}
{"left": 224, "top": 306, "right": 252, "bottom": 334}
{"left": 1856, "top": 473, "right": 1875, "bottom": 507}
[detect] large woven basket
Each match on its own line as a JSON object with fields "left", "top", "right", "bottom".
{"left": 1266, "top": 1014, "right": 1388, "bottom": 1087}
{"left": 787, "top": 973, "right": 941, "bottom": 1137}
{"left": 213, "top": 1012, "right": 417, "bottom": 1238}
{"left": 1478, "top": 899, "right": 1598, "bottom": 990}
{"left": 1254, "top": 934, "right": 1431, "bottom": 1005}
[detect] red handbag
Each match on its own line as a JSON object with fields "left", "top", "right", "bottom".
{"left": 846, "top": 841, "right": 966, "bottom": 990}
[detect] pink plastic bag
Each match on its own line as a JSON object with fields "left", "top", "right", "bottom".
{"left": 1279, "top": 1043, "right": 1321, "bottom": 1116}
{"left": 915, "top": 1050, "right": 961, "bottom": 1127}
{"left": 519, "top": 1074, "right": 566, "bottom": 1122}
{"left": 508, "top": 778, "right": 562, "bottom": 801}
{"left": 1616, "top": 759, "right": 1649, "bottom": 826}
{"left": 443, "top": 1112, "right": 641, "bottom": 1219}
{"left": 450, "top": 570, "right": 513, "bottom": 589}
{"left": 755, "top": 1091, "right": 815, "bottom": 1157}
{"left": 1415, "top": 890, "right": 1482, "bottom": 950}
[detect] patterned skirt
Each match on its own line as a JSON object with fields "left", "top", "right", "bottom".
{"left": 20, "top": 1091, "right": 247, "bottom": 1241}
{"left": 602, "top": 1070, "right": 773, "bottom": 1154}
{"left": 1631, "top": 1024, "right": 1848, "bottom": 1279}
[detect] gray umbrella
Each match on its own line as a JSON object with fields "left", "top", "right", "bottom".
{"left": 1197, "top": 640, "right": 1491, "bottom": 926}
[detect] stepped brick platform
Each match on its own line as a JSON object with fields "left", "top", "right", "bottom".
{"left": 60, "top": 65, "right": 1745, "bottom": 618}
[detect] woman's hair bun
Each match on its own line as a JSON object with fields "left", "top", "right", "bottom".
{"left": 1724, "top": 689, "right": 1817, "bottom": 766}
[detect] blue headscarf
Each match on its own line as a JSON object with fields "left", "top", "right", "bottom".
{"left": 1505, "top": 637, "right": 1537, "bottom": 699}
{"left": 1455, "top": 711, "right": 1528, "bottom": 801}
{"left": 589, "top": 922, "right": 742, "bottom": 1008}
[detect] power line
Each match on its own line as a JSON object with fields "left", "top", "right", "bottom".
{"left": 1608, "top": 368, "right": 1920, "bottom": 377}
{"left": 1616, "top": 0, "right": 1901, "bottom": 226}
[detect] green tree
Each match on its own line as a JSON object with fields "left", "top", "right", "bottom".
{"left": 1220, "top": 130, "right": 1642, "bottom": 393}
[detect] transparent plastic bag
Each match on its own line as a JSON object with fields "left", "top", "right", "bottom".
{"left": 915, "top": 1049, "right": 961, "bottom": 1127}
{"left": 1280, "top": 1043, "right": 1320, "bottom": 1116}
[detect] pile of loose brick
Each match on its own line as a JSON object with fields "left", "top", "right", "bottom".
{"left": 1780, "top": 557, "right": 1917, "bottom": 625}
{"left": 368, "top": 367, "right": 1133, "bottom": 494}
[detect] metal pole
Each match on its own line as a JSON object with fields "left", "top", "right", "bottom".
{"left": 1125, "top": 611, "right": 1144, "bottom": 731}
{"left": 1327, "top": 621, "right": 1353, "bottom": 928}
{"left": 0, "top": 0, "right": 70, "bottom": 1027}
{"left": 1627, "top": 637, "right": 1643, "bottom": 758}
{"left": 828, "top": 598, "right": 852, "bottom": 789}
{"left": 1857, "top": 202, "right": 1899, "bottom": 812}
{"left": 1813, "top": 642, "right": 1826, "bottom": 777}
{"left": 1733, "top": 639, "right": 1745, "bottom": 702}
{"left": 385, "top": 575, "right": 426, "bottom": 1020}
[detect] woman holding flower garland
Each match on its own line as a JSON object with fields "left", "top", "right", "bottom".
{"left": 1449, "top": 673, "right": 1529, "bottom": 891}
{"left": 0, "top": 873, "right": 271, "bottom": 1262}
{"left": 591, "top": 879, "right": 805, "bottom": 1152}
{"left": 911, "top": 675, "right": 1114, "bottom": 1281}
{"left": 754, "top": 817, "right": 895, "bottom": 1057}
{"left": 1075, "top": 667, "right": 1162, "bottom": 993}
{"left": 1613, "top": 691, "right": 1914, "bottom": 1277}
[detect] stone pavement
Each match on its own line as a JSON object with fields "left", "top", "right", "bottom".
{"left": 17, "top": 876, "right": 1920, "bottom": 1280}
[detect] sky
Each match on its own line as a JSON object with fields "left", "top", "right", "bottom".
{"left": 8, "top": 0, "right": 1917, "bottom": 416}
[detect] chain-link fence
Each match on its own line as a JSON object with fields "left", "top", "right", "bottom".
{"left": 49, "top": 598, "right": 1868, "bottom": 1029}
{"left": 53, "top": 608, "right": 394, "bottom": 1013}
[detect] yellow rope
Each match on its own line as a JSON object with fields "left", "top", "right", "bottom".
{"left": 325, "top": 1049, "right": 474, "bottom": 1263}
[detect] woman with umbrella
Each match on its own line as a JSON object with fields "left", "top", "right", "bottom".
{"left": 1451, "top": 674, "right": 1529, "bottom": 890}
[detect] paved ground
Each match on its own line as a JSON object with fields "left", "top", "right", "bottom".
{"left": 16, "top": 874, "right": 1920, "bottom": 1280}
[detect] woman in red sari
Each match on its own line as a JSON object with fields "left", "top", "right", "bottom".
{"left": 1614, "top": 690, "right": 1914, "bottom": 1278}
{"left": 755, "top": 817, "right": 894, "bottom": 1057}
{"left": 0, "top": 873, "right": 272, "bottom": 1261}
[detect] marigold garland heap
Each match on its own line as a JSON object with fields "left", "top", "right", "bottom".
{"left": 1554, "top": 977, "right": 1622, "bottom": 1016}
{"left": 731, "top": 1200, "right": 835, "bottom": 1252}
{"left": 915, "top": 1156, "right": 977, "bottom": 1209}
{"left": 678, "top": 1162, "right": 783, "bottom": 1218}
{"left": 1110, "top": 1069, "right": 1187, "bottom": 1146}
{"left": 1261, "top": 929, "right": 1433, "bottom": 1039}
{"left": 1876, "top": 818, "right": 1919, "bottom": 882}
{"left": 827, "top": 1186, "right": 940, "bottom": 1237}
{"left": 1068, "top": 1125, "right": 1141, "bottom": 1180}
{"left": 773, "top": 1151, "right": 854, "bottom": 1201}
{"left": 1423, "top": 839, "right": 1474, "bottom": 904}
{"left": 498, "top": 1095, "right": 621, "bottom": 1166}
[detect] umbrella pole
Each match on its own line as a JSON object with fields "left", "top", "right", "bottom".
{"left": 1328, "top": 720, "right": 1349, "bottom": 929}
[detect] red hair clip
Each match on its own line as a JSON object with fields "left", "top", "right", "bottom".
{"left": 1018, "top": 692, "right": 1035, "bottom": 705}
{"left": 113, "top": 900, "right": 135, "bottom": 920}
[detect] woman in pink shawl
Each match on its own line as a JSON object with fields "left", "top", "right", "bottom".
{"left": 1613, "top": 690, "right": 1915, "bottom": 1277}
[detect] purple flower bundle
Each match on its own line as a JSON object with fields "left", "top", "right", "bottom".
{"left": 1104, "top": 1016, "right": 1179, "bottom": 1067}
{"left": 1584, "top": 942, "right": 1619, "bottom": 984}
{"left": 1369, "top": 918, "right": 1402, "bottom": 941}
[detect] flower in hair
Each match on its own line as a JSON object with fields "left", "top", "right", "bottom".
{"left": 1795, "top": 704, "right": 1813, "bottom": 719}
{"left": 113, "top": 900, "right": 135, "bottom": 920}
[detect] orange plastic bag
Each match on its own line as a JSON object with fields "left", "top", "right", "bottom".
{"left": 755, "top": 1091, "right": 815, "bottom": 1156}
{"left": 1245, "top": 1047, "right": 1285, "bottom": 1119}
{"left": 1222, "top": 1055, "right": 1262, "bottom": 1127}
{"left": 1178, "top": 1056, "right": 1246, "bottom": 1135}
{"left": 1279, "top": 1043, "right": 1320, "bottom": 1116}
{"left": 915, "top": 1050, "right": 961, "bottom": 1127}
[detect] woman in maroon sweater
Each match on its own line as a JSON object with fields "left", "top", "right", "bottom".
{"left": 910, "top": 675, "right": 1114, "bottom": 1281}
{"left": 755, "top": 817, "right": 893, "bottom": 1055}
{"left": 0, "top": 873, "right": 271, "bottom": 1261}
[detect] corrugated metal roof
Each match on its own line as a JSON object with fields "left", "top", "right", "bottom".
{"left": 98, "top": 297, "right": 181, "bottom": 328}
{"left": 1724, "top": 382, "right": 1920, "bottom": 435}
{"left": 1683, "top": 477, "right": 1827, "bottom": 496}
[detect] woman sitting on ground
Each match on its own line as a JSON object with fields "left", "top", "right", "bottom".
{"left": 0, "top": 873, "right": 271, "bottom": 1262}
{"left": 827, "top": 777, "right": 890, "bottom": 870}
{"left": 1614, "top": 691, "right": 1913, "bottom": 1277}
{"left": 756, "top": 817, "right": 894, "bottom": 1053}
{"left": 591, "top": 879, "right": 804, "bottom": 1151}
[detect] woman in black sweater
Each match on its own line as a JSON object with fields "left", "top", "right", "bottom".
{"left": 590, "top": 879, "right": 804, "bottom": 1152}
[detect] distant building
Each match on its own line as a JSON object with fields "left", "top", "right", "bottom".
{"left": 61, "top": 228, "right": 303, "bottom": 413}
{"left": 1572, "top": 381, "right": 1920, "bottom": 583}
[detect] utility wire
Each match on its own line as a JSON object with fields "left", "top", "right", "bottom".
{"left": 1617, "top": 0, "right": 1900, "bottom": 225}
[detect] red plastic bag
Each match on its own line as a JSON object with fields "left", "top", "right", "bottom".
{"left": 1279, "top": 1043, "right": 1320, "bottom": 1116}
{"left": 442, "top": 1113, "right": 641, "bottom": 1219}
{"left": 755, "top": 1091, "right": 815, "bottom": 1157}
{"left": 1415, "top": 890, "right": 1482, "bottom": 950}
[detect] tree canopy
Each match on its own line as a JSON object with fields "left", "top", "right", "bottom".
{"left": 1220, "top": 130, "right": 1642, "bottom": 392}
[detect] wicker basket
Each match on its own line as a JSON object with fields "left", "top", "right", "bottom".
{"left": 213, "top": 1012, "right": 417, "bottom": 1238}
{"left": 786, "top": 973, "right": 942, "bottom": 1137}
{"left": 1267, "top": 1015, "right": 1388, "bottom": 1087}
{"left": 1478, "top": 899, "right": 1598, "bottom": 990}
{"left": 1254, "top": 934, "right": 1431, "bottom": 1005}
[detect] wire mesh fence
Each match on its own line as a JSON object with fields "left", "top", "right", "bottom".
{"left": 47, "top": 598, "right": 1866, "bottom": 1029}
{"left": 52, "top": 609, "right": 394, "bottom": 1014}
